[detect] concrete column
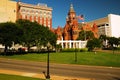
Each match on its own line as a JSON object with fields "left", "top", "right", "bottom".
{"left": 69, "top": 40, "right": 71, "bottom": 48}
{"left": 78, "top": 42, "right": 79, "bottom": 48}
{"left": 76, "top": 42, "right": 78, "bottom": 48}
{"left": 61, "top": 42, "right": 64, "bottom": 48}
{"left": 65, "top": 42, "right": 68, "bottom": 48}
{"left": 73, "top": 42, "right": 75, "bottom": 48}
{"left": 79, "top": 42, "right": 81, "bottom": 48}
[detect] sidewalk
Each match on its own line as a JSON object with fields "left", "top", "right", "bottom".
{"left": 0, "top": 69, "right": 92, "bottom": 80}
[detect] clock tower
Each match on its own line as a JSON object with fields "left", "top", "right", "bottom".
{"left": 63, "top": 4, "right": 79, "bottom": 40}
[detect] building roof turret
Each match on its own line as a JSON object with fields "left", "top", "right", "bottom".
{"left": 69, "top": 4, "right": 75, "bottom": 13}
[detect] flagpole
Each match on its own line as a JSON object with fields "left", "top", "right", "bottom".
{"left": 81, "top": 15, "right": 86, "bottom": 40}
{"left": 83, "top": 18, "right": 86, "bottom": 41}
{"left": 78, "top": 14, "right": 86, "bottom": 40}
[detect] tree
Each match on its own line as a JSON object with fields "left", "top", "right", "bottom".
{"left": 77, "top": 30, "right": 94, "bottom": 40}
{"left": 35, "top": 25, "right": 57, "bottom": 50}
{"left": 99, "top": 35, "right": 108, "bottom": 48}
{"left": 16, "top": 19, "right": 44, "bottom": 51}
{"left": 16, "top": 19, "right": 57, "bottom": 52}
{"left": 55, "top": 44, "right": 62, "bottom": 52}
{"left": 108, "top": 37, "right": 119, "bottom": 47}
{"left": 86, "top": 38, "right": 101, "bottom": 51}
{"left": 107, "top": 37, "right": 119, "bottom": 54}
{"left": 99, "top": 35, "right": 108, "bottom": 41}
{"left": 0, "top": 22, "right": 23, "bottom": 52}
{"left": 119, "top": 37, "right": 120, "bottom": 45}
{"left": 46, "top": 28, "right": 57, "bottom": 47}
{"left": 77, "top": 30, "right": 85, "bottom": 40}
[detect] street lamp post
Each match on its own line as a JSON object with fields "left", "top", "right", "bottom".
{"left": 75, "top": 45, "right": 77, "bottom": 62}
{"left": 46, "top": 42, "right": 50, "bottom": 80}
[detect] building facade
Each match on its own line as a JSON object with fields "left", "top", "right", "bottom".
{"left": 54, "top": 4, "right": 98, "bottom": 41}
{"left": 87, "top": 14, "right": 120, "bottom": 38}
{"left": 0, "top": 0, "right": 17, "bottom": 23}
{"left": 0, "top": 0, "right": 53, "bottom": 50}
{"left": 0, "top": 0, "right": 52, "bottom": 29}
{"left": 54, "top": 4, "right": 98, "bottom": 48}
{"left": 17, "top": 1, "right": 52, "bottom": 29}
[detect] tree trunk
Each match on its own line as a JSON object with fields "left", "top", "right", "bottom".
{"left": 4, "top": 45, "right": 8, "bottom": 53}
{"left": 27, "top": 45, "right": 30, "bottom": 52}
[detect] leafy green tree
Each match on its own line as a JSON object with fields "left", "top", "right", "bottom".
{"left": 16, "top": 19, "right": 44, "bottom": 51}
{"left": 46, "top": 28, "right": 57, "bottom": 47}
{"left": 55, "top": 44, "right": 62, "bottom": 52}
{"left": 107, "top": 37, "right": 119, "bottom": 53}
{"left": 119, "top": 37, "right": 120, "bottom": 45}
{"left": 99, "top": 35, "right": 108, "bottom": 48}
{"left": 86, "top": 38, "right": 101, "bottom": 51}
{"left": 77, "top": 30, "right": 85, "bottom": 40}
{"left": 108, "top": 37, "right": 119, "bottom": 47}
{"left": 77, "top": 30, "right": 94, "bottom": 40}
{"left": 16, "top": 19, "right": 34, "bottom": 51}
{"left": 16, "top": 19, "right": 57, "bottom": 51}
{"left": 0, "top": 22, "right": 23, "bottom": 52}
{"left": 35, "top": 25, "right": 57, "bottom": 49}
{"left": 86, "top": 31, "right": 95, "bottom": 40}
{"left": 99, "top": 35, "right": 108, "bottom": 41}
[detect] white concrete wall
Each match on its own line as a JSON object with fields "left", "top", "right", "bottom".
{"left": 108, "top": 14, "right": 120, "bottom": 38}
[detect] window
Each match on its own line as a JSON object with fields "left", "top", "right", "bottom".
{"left": 44, "top": 12, "right": 46, "bottom": 16}
{"left": 36, "top": 11, "right": 38, "bottom": 15}
{"left": 31, "top": 16, "right": 34, "bottom": 22}
{"left": 21, "top": 9, "right": 25, "bottom": 12}
{"left": 36, "top": 16, "right": 38, "bottom": 22}
{"left": 27, "top": 14, "right": 30, "bottom": 20}
{"left": 48, "top": 24, "right": 50, "bottom": 28}
{"left": 39, "top": 17, "right": 42, "bottom": 24}
{"left": 106, "top": 24, "right": 109, "bottom": 26}
{"left": 31, "top": 10, "right": 34, "bottom": 13}
{"left": 101, "top": 24, "right": 105, "bottom": 26}
{"left": 22, "top": 14, "right": 26, "bottom": 19}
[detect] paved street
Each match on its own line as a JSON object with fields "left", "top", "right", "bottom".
{"left": 0, "top": 58, "right": 120, "bottom": 80}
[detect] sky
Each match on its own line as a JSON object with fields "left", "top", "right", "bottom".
{"left": 15, "top": 0, "right": 120, "bottom": 28}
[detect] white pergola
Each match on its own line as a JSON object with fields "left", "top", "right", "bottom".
{"left": 57, "top": 40, "right": 87, "bottom": 49}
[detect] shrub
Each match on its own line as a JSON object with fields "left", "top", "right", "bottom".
{"left": 62, "top": 48, "right": 88, "bottom": 52}
{"left": 62, "top": 48, "right": 75, "bottom": 52}
{"left": 80, "top": 48, "right": 88, "bottom": 52}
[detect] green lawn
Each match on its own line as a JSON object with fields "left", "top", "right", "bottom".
{"left": 0, "top": 51, "right": 120, "bottom": 67}
{"left": 0, "top": 74, "right": 44, "bottom": 80}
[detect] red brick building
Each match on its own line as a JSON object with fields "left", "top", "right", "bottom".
{"left": 54, "top": 4, "right": 98, "bottom": 41}
{"left": 17, "top": 1, "right": 52, "bottom": 29}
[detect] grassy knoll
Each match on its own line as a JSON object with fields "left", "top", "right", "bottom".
{"left": 0, "top": 74, "right": 43, "bottom": 80}
{"left": 0, "top": 51, "right": 120, "bottom": 67}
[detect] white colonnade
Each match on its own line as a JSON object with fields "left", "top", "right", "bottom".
{"left": 57, "top": 40, "right": 87, "bottom": 49}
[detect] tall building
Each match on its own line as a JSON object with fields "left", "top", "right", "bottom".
{"left": 63, "top": 4, "right": 79, "bottom": 40}
{"left": 87, "top": 14, "right": 120, "bottom": 38}
{"left": 0, "top": 0, "right": 52, "bottom": 29}
{"left": 17, "top": 1, "right": 52, "bottom": 29}
{"left": 0, "top": 0, "right": 17, "bottom": 23}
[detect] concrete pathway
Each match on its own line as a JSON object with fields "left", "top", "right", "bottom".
{"left": 0, "top": 69, "right": 91, "bottom": 80}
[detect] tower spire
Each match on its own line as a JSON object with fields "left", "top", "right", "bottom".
{"left": 69, "top": 4, "right": 75, "bottom": 13}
